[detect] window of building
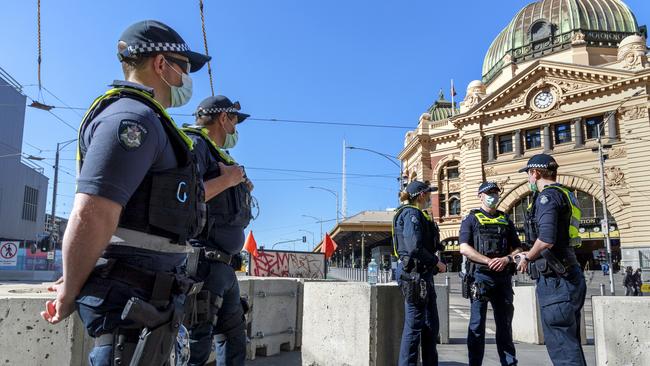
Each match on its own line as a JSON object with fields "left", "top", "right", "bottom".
{"left": 585, "top": 116, "right": 603, "bottom": 140}
{"left": 498, "top": 134, "right": 513, "bottom": 154}
{"left": 439, "top": 195, "right": 447, "bottom": 217}
{"left": 22, "top": 186, "right": 38, "bottom": 222}
{"left": 525, "top": 128, "right": 541, "bottom": 149}
{"left": 449, "top": 195, "right": 461, "bottom": 216}
{"left": 554, "top": 123, "right": 572, "bottom": 144}
{"left": 440, "top": 161, "right": 460, "bottom": 180}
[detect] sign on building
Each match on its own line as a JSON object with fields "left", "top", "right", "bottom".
{"left": 0, "top": 241, "right": 19, "bottom": 267}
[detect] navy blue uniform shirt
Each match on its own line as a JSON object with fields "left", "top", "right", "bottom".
{"left": 76, "top": 80, "right": 185, "bottom": 269}
{"left": 459, "top": 208, "right": 521, "bottom": 251}
{"left": 394, "top": 207, "right": 439, "bottom": 266}
{"left": 190, "top": 135, "right": 245, "bottom": 255}
{"left": 534, "top": 184, "right": 571, "bottom": 248}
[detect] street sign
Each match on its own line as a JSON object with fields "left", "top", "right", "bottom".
{"left": 0, "top": 241, "right": 19, "bottom": 267}
{"left": 601, "top": 221, "right": 609, "bottom": 235}
{"left": 47, "top": 251, "right": 54, "bottom": 260}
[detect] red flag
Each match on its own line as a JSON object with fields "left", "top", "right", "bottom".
{"left": 321, "top": 233, "right": 338, "bottom": 259}
{"left": 244, "top": 231, "right": 259, "bottom": 258}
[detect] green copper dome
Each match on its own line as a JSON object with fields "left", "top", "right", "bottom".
{"left": 482, "top": 0, "right": 640, "bottom": 83}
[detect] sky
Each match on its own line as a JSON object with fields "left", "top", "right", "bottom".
{"left": 1, "top": 0, "right": 649, "bottom": 251}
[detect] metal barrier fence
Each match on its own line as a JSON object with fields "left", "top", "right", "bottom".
{"left": 326, "top": 267, "right": 394, "bottom": 283}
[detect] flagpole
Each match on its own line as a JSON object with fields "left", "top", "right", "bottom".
{"left": 451, "top": 79, "right": 455, "bottom": 117}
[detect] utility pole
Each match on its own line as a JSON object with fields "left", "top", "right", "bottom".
{"left": 50, "top": 139, "right": 76, "bottom": 270}
{"left": 341, "top": 139, "right": 347, "bottom": 220}
{"left": 596, "top": 116, "right": 615, "bottom": 295}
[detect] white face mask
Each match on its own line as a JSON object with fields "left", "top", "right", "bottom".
{"left": 161, "top": 58, "right": 193, "bottom": 108}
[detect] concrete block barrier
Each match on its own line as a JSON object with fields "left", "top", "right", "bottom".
{"left": 593, "top": 297, "right": 650, "bottom": 366}
{"left": 301, "top": 282, "right": 450, "bottom": 366}
{"left": 0, "top": 284, "right": 93, "bottom": 366}
{"left": 240, "top": 277, "right": 299, "bottom": 360}
{"left": 513, "top": 284, "right": 587, "bottom": 345}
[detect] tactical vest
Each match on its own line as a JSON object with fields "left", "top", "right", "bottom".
{"left": 523, "top": 184, "right": 582, "bottom": 249}
{"left": 77, "top": 86, "right": 206, "bottom": 245}
{"left": 392, "top": 205, "right": 441, "bottom": 258}
{"left": 470, "top": 209, "right": 509, "bottom": 258}
{"left": 182, "top": 127, "right": 253, "bottom": 231}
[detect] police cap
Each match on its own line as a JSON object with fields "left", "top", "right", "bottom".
{"left": 194, "top": 96, "right": 250, "bottom": 124}
{"left": 405, "top": 180, "right": 437, "bottom": 198}
{"left": 118, "top": 20, "right": 211, "bottom": 73}
{"left": 518, "top": 153, "right": 559, "bottom": 173}
{"left": 478, "top": 181, "right": 500, "bottom": 195}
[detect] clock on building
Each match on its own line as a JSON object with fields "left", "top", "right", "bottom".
{"left": 533, "top": 90, "right": 554, "bottom": 110}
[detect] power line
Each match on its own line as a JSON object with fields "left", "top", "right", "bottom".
{"left": 246, "top": 166, "right": 394, "bottom": 177}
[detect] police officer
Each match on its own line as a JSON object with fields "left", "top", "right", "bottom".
{"left": 40, "top": 20, "right": 209, "bottom": 366}
{"left": 459, "top": 182, "right": 521, "bottom": 366}
{"left": 393, "top": 180, "right": 446, "bottom": 366}
{"left": 516, "top": 153, "right": 587, "bottom": 366}
{"left": 182, "top": 96, "right": 253, "bottom": 366}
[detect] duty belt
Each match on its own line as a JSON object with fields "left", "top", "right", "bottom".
{"left": 201, "top": 247, "right": 234, "bottom": 265}
{"left": 92, "top": 258, "right": 196, "bottom": 297}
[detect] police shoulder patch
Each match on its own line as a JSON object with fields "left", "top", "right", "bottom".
{"left": 118, "top": 119, "right": 148, "bottom": 151}
{"left": 540, "top": 195, "right": 550, "bottom": 205}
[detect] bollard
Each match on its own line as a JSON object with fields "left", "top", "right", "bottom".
{"left": 445, "top": 275, "right": 449, "bottom": 287}
{"left": 599, "top": 283, "right": 605, "bottom": 296}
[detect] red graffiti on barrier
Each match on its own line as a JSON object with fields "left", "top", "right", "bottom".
{"left": 251, "top": 251, "right": 325, "bottom": 279}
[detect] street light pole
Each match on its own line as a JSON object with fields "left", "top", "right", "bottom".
{"left": 596, "top": 123, "right": 615, "bottom": 295}
{"left": 50, "top": 139, "right": 77, "bottom": 271}
{"left": 308, "top": 186, "right": 340, "bottom": 223}
{"left": 346, "top": 145, "right": 403, "bottom": 198}
{"left": 299, "top": 229, "right": 315, "bottom": 250}
{"left": 302, "top": 214, "right": 323, "bottom": 239}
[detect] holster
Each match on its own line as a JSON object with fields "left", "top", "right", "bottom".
{"left": 128, "top": 295, "right": 185, "bottom": 366}
{"left": 183, "top": 289, "right": 211, "bottom": 328}
{"left": 540, "top": 249, "right": 567, "bottom": 276}
{"left": 461, "top": 272, "right": 473, "bottom": 299}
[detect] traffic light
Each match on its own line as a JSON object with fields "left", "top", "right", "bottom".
{"left": 302, "top": 236, "right": 307, "bottom": 243}
{"left": 37, "top": 233, "right": 53, "bottom": 252}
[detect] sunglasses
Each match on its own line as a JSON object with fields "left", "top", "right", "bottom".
{"left": 164, "top": 55, "right": 190, "bottom": 74}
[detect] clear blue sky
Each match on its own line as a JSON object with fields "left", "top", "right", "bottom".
{"left": 1, "top": 0, "right": 648, "bottom": 250}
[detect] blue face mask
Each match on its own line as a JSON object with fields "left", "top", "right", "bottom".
{"left": 484, "top": 194, "right": 499, "bottom": 208}
{"left": 161, "top": 59, "right": 193, "bottom": 108}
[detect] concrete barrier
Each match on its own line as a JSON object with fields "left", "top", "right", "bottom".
{"left": 0, "top": 284, "right": 93, "bottom": 366}
{"left": 513, "top": 284, "right": 587, "bottom": 345}
{"left": 301, "top": 282, "right": 449, "bottom": 366}
{"left": 512, "top": 285, "right": 544, "bottom": 344}
{"left": 239, "top": 277, "right": 299, "bottom": 360}
{"left": 593, "top": 297, "right": 650, "bottom": 366}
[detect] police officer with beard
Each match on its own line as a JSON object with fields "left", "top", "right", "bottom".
{"left": 182, "top": 96, "right": 253, "bottom": 366}
{"left": 517, "top": 154, "right": 587, "bottom": 366}
{"left": 393, "top": 180, "right": 446, "bottom": 366}
{"left": 459, "top": 182, "right": 521, "bottom": 366}
{"left": 40, "top": 20, "right": 209, "bottom": 366}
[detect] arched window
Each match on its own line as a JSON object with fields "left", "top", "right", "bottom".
{"left": 438, "top": 160, "right": 461, "bottom": 217}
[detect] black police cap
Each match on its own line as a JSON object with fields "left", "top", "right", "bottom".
{"left": 518, "top": 153, "right": 559, "bottom": 173}
{"left": 405, "top": 180, "right": 437, "bottom": 198}
{"left": 118, "top": 20, "right": 211, "bottom": 73}
{"left": 194, "top": 95, "right": 250, "bottom": 124}
{"left": 478, "top": 181, "right": 500, "bottom": 195}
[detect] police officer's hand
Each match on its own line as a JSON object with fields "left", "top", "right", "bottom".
{"left": 436, "top": 261, "right": 447, "bottom": 273}
{"left": 244, "top": 178, "right": 254, "bottom": 191}
{"left": 40, "top": 277, "right": 76, "bottom": 324}
{"left": 488, "top": 257, "right": 510, "bottom": 272}
{"left": 218, "top": 162, "right": 245, "bottom": 188}
{"left": 515, "top": 252, "right": 529, "bottom": 273}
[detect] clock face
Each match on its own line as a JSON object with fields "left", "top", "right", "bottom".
{"left": 533, "top": 91, "right": 554, "bottom": 109}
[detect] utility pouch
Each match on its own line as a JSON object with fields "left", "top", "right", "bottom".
{"left": 129, "top": 296, "right": 184, "bottom": 366}
{"left": 183, "top": 289, "right": 211, "bottom": 328}
{"left": 540, "top": 249, "right": 567, "bottom": 276}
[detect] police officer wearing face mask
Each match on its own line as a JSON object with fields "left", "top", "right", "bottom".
{"left": 40, "top": 20, "right": 209, "bottom": 366}
{"left": 459, "top": 182, "right": 521, "bottom": 366}
{"left": 181, "top": 96, "right": 253, "bottom": 366}
{"left": 516, "top": 153, "right": 587, "bottom": 366}
{"left": 393, "top": 181, "right": 446, "bottom": 366}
